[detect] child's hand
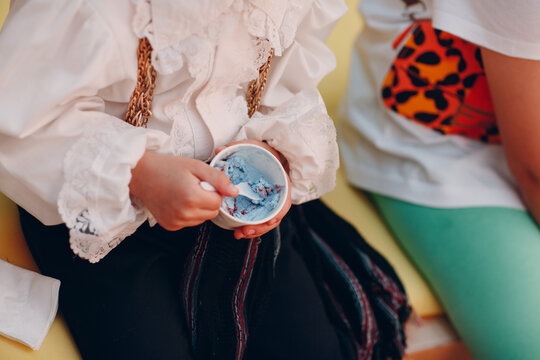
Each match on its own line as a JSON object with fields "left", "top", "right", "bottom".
{"left": 215, "top": 140, "right": 292, "bottom": 239}
{"left": 129, "top": 151, "right": 238, "bottom": 231}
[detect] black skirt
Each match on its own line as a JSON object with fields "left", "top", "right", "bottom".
{"left": 19, "top": 200, "right": 410, "bottom": 360}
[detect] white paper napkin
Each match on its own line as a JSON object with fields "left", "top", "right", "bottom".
{"left": 0, "top": 259, "right": 60, "bottom": 350}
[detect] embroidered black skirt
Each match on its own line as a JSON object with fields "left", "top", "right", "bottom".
{"left": 19, "top": 200, "right": 409, "bottom": 360}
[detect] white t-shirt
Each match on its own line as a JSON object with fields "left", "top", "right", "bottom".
{"left": 339, "top": 0, "right": 540, "bottom": 209}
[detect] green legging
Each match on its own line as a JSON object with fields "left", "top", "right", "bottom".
{"left": 369, "top": 193, "right": 540, "bottom": 360}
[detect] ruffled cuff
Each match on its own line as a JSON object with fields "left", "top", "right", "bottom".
{"left": 237, "top": 89, "right": 339, "bottom": 204}
{"left": 58, "top": 120, "right": 170, "bottom": 263}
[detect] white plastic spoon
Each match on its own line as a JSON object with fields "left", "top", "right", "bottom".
{"left": 200, "top": 181, "right": 262, "bottom": 201}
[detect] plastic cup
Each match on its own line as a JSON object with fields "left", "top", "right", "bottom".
{"left": 208, "top": 143, "right": 288, "bottom": 230}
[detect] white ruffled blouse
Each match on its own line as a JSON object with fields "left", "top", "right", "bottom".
{"left": 0, "top": 0, "right": 346, "bottom": 263}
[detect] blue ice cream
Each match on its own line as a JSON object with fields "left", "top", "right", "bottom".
{"left": 215, "top": 153, "right": 282, "bottom": 222}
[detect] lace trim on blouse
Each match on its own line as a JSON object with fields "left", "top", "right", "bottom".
{"left": 58, "top": 120, "right": 162, "bottom": 263}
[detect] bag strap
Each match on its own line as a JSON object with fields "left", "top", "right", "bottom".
{"left": 124, "top": 38, "right": 274, "bottom": 127}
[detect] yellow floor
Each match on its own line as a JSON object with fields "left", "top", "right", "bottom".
{"left": 0, "top": 0, "right": 447, "bottom": 358}
{"left": 0, "top": 0, "right": 6, "bottom": 27}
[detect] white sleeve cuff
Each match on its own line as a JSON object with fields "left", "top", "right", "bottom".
{"left": 0, "top": 260, "right": 60, "bottom": 350}
{"left": 58, "top": 120, "right": 170, "bottom": 263}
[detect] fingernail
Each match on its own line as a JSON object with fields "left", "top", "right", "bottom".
{"left": 268, "top": 219, "right": 278, "bottom": 225}
{"left": 246, "top": 229, "right": 255, "bottom": 236}
{"left": 229, "top": 184, "right": 239, "bottom": 195}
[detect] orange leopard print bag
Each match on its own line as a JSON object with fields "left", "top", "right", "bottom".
{"left": 381, "top": 11, "right": 499, "bottom": 144}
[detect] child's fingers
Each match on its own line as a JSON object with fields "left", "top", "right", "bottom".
{"left": 195, "top": 186, "right": 223, "bottom": 210}
{"left": 160, "top": 209, "right": 220, "bottom": 231}
{"left": 234, "top": 227, "right": 263, "bottom": 239}
{"left": 234, "top": 220, "right": 281, "bottom": 239}
{"left": 180, "top": 209, "right": 220, "bottom": 225}
{"left": 193, "top": 163, "right": 238, "bottom": 197}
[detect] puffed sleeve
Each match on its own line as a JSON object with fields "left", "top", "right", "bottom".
{"left": 238, "top": 0, "right": 347, "bottom": 204}
{"left": 0, "top": 1, "right": 170, "bottom": 263}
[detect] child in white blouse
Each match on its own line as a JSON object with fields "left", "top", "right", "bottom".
{"left": 1, "top": 1, "right": 410, "bottom": 359}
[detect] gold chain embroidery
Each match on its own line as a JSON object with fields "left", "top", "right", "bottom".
{"left": 124, "top": 38, "right": 274, "bottom": 126}
{"left": 246, "top": 48, "right": 274, "bottom": 118}
{"left": 124, "top": 38, "right": 157, "bottom": 128}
